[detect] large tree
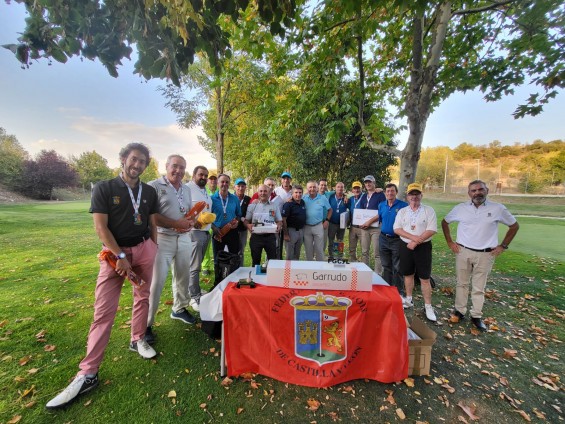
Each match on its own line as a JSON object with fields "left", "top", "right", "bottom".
{"left": 71, "top": 150, "right": 113, "bottom": 189}
{"left": 19, "top": 150, "right": 78, "bottom": 199}
{"left": 289, "top": 0, "right": 563, "bottom": 194}
{"left": 0, "top": 127, "right": 29, "bottom": 189}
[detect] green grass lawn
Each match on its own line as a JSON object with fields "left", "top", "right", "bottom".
{"left": 0, "top": 200, "right": 563, "bottom": 423}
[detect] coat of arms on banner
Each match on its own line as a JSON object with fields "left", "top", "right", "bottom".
{"left": 290, "top": 292, "right": 352, "bottom": 365}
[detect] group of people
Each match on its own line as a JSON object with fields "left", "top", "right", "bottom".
{"left": 46, "top": 142, "right": 519, "bottom": 409}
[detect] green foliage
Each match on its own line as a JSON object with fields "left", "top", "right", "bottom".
{"left": 0, "top": 127, "right": 28, "bottom": 189}
{"left": 71, "top": 150, "right": 113, "bottom": 188}
{"left": 140, "top": 158, "right": 160, "bottom": 183}
{"left": 3, "top": 0, "right": 298, "bottom": 84}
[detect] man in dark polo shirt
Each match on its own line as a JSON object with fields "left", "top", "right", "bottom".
{"left": 234, "top": 178, "right": 251, "bottom": 266}
{"left": 47, "top": 143, "right": 159, "bottom": 409}
{"left": 282, "top": 185, "right": 307, "bottom": 260}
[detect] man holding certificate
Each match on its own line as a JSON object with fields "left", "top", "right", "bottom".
{"left": 354, "top": 175, "right": 385, "bottom": 273}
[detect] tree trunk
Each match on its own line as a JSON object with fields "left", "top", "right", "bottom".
{"left": 398, "top": 2, "right": 452, "bottom": 198}
{"left": 215, "top": 85, "right": 224, "bottom": 173}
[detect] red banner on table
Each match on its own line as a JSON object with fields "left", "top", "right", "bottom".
{"left": 223, "top": 284, "right": 408, "bottom": 387}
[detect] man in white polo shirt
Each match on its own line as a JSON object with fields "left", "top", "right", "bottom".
{"left": 442, "top": 180, "right": 519, "bottom": 332}
{"left": 185, "top": 166, "right": 214, "bottom": 312}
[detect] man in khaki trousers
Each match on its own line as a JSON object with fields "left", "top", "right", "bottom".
{"left": 442, "top": 180, "right": 519, "bottom": 332}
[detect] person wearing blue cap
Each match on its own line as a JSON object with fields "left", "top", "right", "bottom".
{"left": 234, "top": 178, "right": 251, "bottom": 267}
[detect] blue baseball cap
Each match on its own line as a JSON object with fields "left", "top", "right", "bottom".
{"left": 281, "top": 172, "right": 292, "bottom": 179}
{"left": 234, "top": 178, "right": 246, "bottom": 185}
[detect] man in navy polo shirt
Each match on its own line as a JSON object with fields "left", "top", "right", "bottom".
{"left": 282, "top": 184, "right": 307, "bottom": 260}
{"left": 378, "top": 183, "right": 408, "bottom": 295}
{"left": 327, "top": 182, "right": 348, "bottom": 259}
{"left": 357, "top": 175, "right": 386, "bottom": 273}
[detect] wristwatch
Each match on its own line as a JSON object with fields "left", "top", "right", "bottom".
{"left": 116, "top": 252, "right": 126, "bottom": 260}
{"left": 501, "top": 244, "right": 509, "bottom": 250}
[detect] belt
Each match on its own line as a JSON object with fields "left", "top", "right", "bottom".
{"left": 306, "top": 222, "right": 322, "bottom": 226}
{"left": 457, "top": 243, "right": 493, "bottom": 253}
{"left": 351, "top": 225, "right": 360, "bottom": 228}
{"left": 381, "top": 233, "right": 399, "bottom": 239}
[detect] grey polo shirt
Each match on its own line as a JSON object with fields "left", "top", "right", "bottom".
{"left": 149, "top": 176, "right": 193, "bottom": 236}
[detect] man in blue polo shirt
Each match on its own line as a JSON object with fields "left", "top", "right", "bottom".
{"left": 303, "top": 180, "right": 332, "bottom": 261}
{"left": 378, "top": 183, "right": 408, "bottom": 295}
{"left": 357, "top": 175, "right": 386, "bottom": 273}
{"left": 211, "top": 174, "right": 242, "bottom": 270}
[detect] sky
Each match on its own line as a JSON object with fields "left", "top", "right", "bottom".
{"left": 1, "top": 2, "right": 563, "bottom": 174}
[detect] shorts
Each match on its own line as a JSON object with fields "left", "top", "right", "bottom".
{"left": 399, "top": 241, "right": 432, "bottom": 279}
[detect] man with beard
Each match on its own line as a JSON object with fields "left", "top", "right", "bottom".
{"left": 47, "top": 143, "right": 158, "bottom": 409}
{"left": 185, "top": 166, "right": 213, "bottom": 312}
{"left": 442, "top": 180, "right": 519, "bottom": 332}
{"left": 145, "top": 155, "right": 196, "bottom": 346}
{"left": 234, "top": 178, "right": 251, "bottom": 267}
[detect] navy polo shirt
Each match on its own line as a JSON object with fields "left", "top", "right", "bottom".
{"left": 281, "top": 199, "right": 307, "bottom": 230}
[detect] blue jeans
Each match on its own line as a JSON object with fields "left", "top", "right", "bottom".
{"left": 379, "top": 233, "right": 404, "bottom": 296}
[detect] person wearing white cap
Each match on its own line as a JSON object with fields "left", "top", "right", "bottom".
{"left": 357, "top": 175, "right": 386, "bottom": 273}
{"left": 393, "top": 183, "right": 438, "bottom": 322}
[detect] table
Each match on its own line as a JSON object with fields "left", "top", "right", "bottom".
{"left": 214, "top": 269, "right": 408, "bottom": 387}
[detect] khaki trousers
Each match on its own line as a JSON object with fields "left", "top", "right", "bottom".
{"left": 361, "top": 227, "right": 382, "bottom": 274}
{"left": 455, "top": 248, "right": 495, "bottom": 318}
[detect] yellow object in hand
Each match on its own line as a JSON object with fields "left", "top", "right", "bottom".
{"left": 197, "top": 212, "right": 216, "bottom": 226}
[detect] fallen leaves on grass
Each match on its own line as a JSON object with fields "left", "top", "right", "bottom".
{"left": 18, "top": 356, "right": 31, "bottom": 366}
{"left": 221, "top": 377, "right": 233, "bottom": 386}
{"left": 457, "top": 401, "right": 479, "bottom": 420}
{"left": 7, "top": 416, "right": 21, "bottom": 424}
{"left": 515, "top": 409, "right": 531, "bottom": 421}
{"left": 403, "top": 378, "right": 414, "bottom": 387}
{"left": 503, "top": 348, "right": 518, "bottom": 359}
{"left": 19, "top": 385, "right": 35, "bottom": 399}
{"left": 237, "top": 407, "right": 244, "bottom": 414}
{"left": 532, "top": 373, "right": 561, "bottom": 391}
{"left": 396, "top": 408, "right": 406, "bottom": 420}
{"left": 307, "top": 398, "right": 321, "bottom": 411}
{"left": 385, "top": 390, "right": 396, "bottom": 405}
{"left": 44, "top": 344, "right": 56, "bottom": 352}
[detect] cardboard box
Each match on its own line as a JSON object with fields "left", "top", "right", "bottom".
{"left": 265, "top": 260, "right": 373, "bottom": 291}
{"left": 407, "top": 317, "right": 437, "bottom": 376}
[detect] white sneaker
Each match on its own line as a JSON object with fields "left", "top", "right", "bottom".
{"left": 424, "top": 304, "right": 437, "bottom": 322}
{"left": 46, "top": 374, "right": 98, "bottom": 409}
{"left": 189, "top": 298, "right": 200, "bottom": 312}
{"left": 402, "top": 296, "right": 414, "bottom": 309}
{"left": 129, "top": 339, "right": 157, "bottom": 359}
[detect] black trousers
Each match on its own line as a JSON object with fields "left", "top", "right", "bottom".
{"left": 212, "top": 229, "right": 240, "bottom": 264}
{"left": 249, "top": 233, "right": 277, "bottom": 266}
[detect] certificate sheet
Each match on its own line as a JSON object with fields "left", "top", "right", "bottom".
{"left": 352, "top": 209, "right": 380, "bottom": 227}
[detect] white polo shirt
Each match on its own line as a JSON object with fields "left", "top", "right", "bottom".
{"left": 149, "top": 177, "right": 193, "bottom": 236}
{"left": 185, "top": 180, "right": 213, "bottom": 232}
{"left": 274, "top": 186, "right": 292, "bottom": 204}
{"left": 444, "top": 200, "right": 516, "bottom": 249}
{"left": 393, "top": 204, "right": 437, "bottom": 244}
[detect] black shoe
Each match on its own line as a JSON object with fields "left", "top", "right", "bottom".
{"left": 170, "top": 308, "right": 196, "bottom": 325}
{"left": 452, "top": 310, "right": 465, "bottom": 321}
{"left": 471, "top": 317, "right": 487, "bottom": 332}
{"left": 46, "top": 374, "right": 99, "bottom": 409}
{"left": 144, "top": 326, "right": 156, "bottom": 345}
